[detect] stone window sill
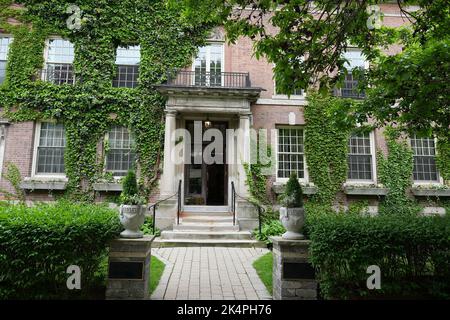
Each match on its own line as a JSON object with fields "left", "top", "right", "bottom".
{"left": 343, "top": 185, "right": 388, "bottom": 196}
{"left": 272, "top": 183, "right": 317, "bottom": 195}
{"left": 20, "top": 178, "right": 67, "bottom": 191}
{"left": 411, "top": 188, "right": 450, "bottom": 197}
{"left": 93, "top": 182, "right": 123, "bottom": 192}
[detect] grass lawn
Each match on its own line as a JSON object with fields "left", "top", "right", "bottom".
{"left": 149, "top": 255, "right": 165, "bottom": 294}
{"left": 252, "top": 252, "right": 273, "bottom": 294}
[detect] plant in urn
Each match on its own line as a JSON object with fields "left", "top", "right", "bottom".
{"left": 119, "top": 170, "right": 146, "bottom": 238}
{"left": 279, "top": 172, "right": 305, "bottom": 240}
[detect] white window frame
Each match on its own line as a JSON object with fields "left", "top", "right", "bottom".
{"left": 0, "top": 34, "right": 13, "bottom": 85}
{"left": 346, "top": 131, "right": 377, "bottom": 184}
{"left": 192, "top": 42, "right": 225, "bottom": 86}
{"left": 410, "top": 136, "right": 444, "bottom": 186}
{"left": 104, "top": 126, "right": 136, "bottom": 179}
{"left": 32, "top": 121, "right": 67, "bottom": 179}
{"left": 336, "top": 48, "right": 369, "bottom": 98}
{"left": 275, "top": 125, "right": 309, "bottom": 183}
{"left": 42, "top": 37, "right": 75, "bottom": 83}
{"left": 0, "top": 124, "right": 6, "bottom": 179}
{"left": 113, "top": 45, "right": 141, "bottom": 88}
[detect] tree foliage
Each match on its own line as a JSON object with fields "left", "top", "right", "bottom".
{"left": 173, "top": 0, "right": 449, "bottom": 138}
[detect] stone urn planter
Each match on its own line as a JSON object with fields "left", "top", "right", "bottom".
{"left": 119, "top": 204, "right": 145, "bottom": 238}
{"left": 279, "top": 172, "right": 306, "bottom": 240}
{"left": 280, "top": 207, "right": 305, "bottom": 240}
{"left": 118, "top": 170, "right": 146, "bottom": 239}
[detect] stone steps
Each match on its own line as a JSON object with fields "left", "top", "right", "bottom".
{"left": 181, "top": 215, "right": 234, "bottom": 223}
{"left": 160, "top": 230, "right": 252, "bottom": 240}
{"left": 173, "top": 223, "right": 239, "bottom": 232}
{"left": 155, "top": 206, "right": 265, "bottom": 248}
{"left": 153, "top": 239, "right": 265, "bottom": 248}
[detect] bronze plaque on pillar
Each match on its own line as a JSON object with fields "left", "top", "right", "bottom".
{"left": 108, "top": 261, "right": 144, "bottom": 280}
{"left": 283, "top": 262, "right": 315, "bottom": 280}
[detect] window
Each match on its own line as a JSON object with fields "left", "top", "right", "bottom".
{"left": 193, "top": 43, "right": 223, "bottom": 86}
{"left": 35, "top": 123, "right": 66, "bottom": 175}
{"left": 0, "top": 36, "right": 13, "bottom": 84}
{"left": 106, "top": 126, "right": 136, "bottom": 177}
{"left": 45, "top": 39, "right": 75, "bottom": 85}
{"left": 277, "top": 127, "right": 305, "bottom": 179}
{"left": 337, "top": 49, "right": 365, "bottom": 98}
{"left": 347, "top": 132, "right": 375, "bottom": 181}
{"left": 411, "top": 136, "right": 440, "bottom": 182}
{"left": 275, "top": 81, "right": 303, "bottom": 96}
{"left": 113, "top": 45, "right": 140, "bottom": 88}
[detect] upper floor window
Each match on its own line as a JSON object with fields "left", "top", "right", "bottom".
{"left": 193, "top": 43, "right": 223, "bottom": 86}
{"left": 34, "top": 122, "right": 66, "bottom": 175}
{"left": 113, "top": 45, "right": 140, "bottom": 88}
{"left": 411, "top": 136, "right": 440, "bottom": 182}
{"left": 44, "top": 39, "right": 75, "bottom": 85}
{"left": 347, "top": 132, "right": 375, "bottom": 181}
{"left": 275, "top": 83, "right": 303, "bottom": 97}
{"left": 106, "top": 126, "right": 136, "bottom": 177}
{"left": 336, "top": 49, "right": 366, "bottom": 99}
{"left": 0, "top": 36, "right": 13, "bottom": 84}
{"left": 277, "top": 127, "right": 306, "bottom": 180}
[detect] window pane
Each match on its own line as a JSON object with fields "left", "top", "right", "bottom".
{"left": 411, "top": 136, "right": 439, "bottom": 182}
{"left": 106, "top": 126, "right": 136, "bottom": 176}
{"left": 47, "top": 39, "right": 74, "bottom": 64}
{"left": 36, "top": 123, "right": 66, "bottom": 174}
{"left": 347, "top": 132, "right": 373, "bottom": 180}
{"left": 277, "top": 128, "right": 305, "bottom": 179}
{"left": 0, "top": 37, "right": 12, "bottom": 61}
{"left": 114, "top": 46, "right": 140, "bottom": 88}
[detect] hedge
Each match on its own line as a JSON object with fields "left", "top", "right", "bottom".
{"left": 308, "top": 213, "right": 450, "bottom": 299}
{"left": 0, "top": 201, "right": 121, "bottom": 299}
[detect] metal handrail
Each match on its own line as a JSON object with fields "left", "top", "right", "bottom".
{"left": 231, "top": 181, "right": 264, "bottom": 237}
{"left": 148, "top": 179, "right": 182, "bottom": 235}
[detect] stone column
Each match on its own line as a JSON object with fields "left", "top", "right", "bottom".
{"left": 237, "top": 112, "right": 251, "bottom": 197}
{"left": 106, "top": 235, "right": 155, "bottom": 300}
{"left": 271, "top": 237, "right": 318, "bottom": 300}
{"left": 160, "top": 110, "right": 177, "bottom": 197}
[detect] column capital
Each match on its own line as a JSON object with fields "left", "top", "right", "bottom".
{"left": 239, "top": 112, "right": 252, "bottom": 119}
{"left": 165, "top": 110, "right": 177, "bottom": 117}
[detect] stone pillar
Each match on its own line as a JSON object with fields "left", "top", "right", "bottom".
{"left": 106, "top": 235, "right": 155, "bottom": 300}
{"left": 271, "top": 237, "right": 318, "bottom": 300}
{"left": 160, "top": 110, "right": 177, "bottom": 196}
{"left": 236, "top": 112, "right": 251, "bottom": 197}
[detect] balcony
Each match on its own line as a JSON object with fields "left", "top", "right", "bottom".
{"left": 157, "top": 70, "right": 262, "bottom": 114}
{"left": 164, "top": 70, "right": 252, "bottom": 89}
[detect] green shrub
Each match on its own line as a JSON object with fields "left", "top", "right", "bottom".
{"left": 141, "top": 216, "right": 161, "bottom": 237}
{"left": 254, "top": 219, "right": 285, "bottom": 244}
{"left": 279, "top": 173, "right": 303, "bottom": 208}
{"left": 0, "top": 201, "right": 121, "bottom": 299}
{"left": 308, "top": 212, "right": 450, "bottom": 299}
{"left": 120, "top": 171, "right": 145, "bottom": 205}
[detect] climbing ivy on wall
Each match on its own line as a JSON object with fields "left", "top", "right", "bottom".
{"left": 436, "top": 136, "right": 450, "bottom": 183}
{"left": 304, "top": 92, "right": 355, "bottom": 205}
{"left": 0, "top": 0, "right": 212, "bottom": 201}
{"left": 377, "top": 127, "right": 417, "bottom": 214}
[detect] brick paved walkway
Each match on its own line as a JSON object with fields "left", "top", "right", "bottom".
{"left": 151, "top": 247, "right": 272, "bottom": 300}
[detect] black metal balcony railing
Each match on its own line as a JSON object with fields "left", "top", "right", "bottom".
{"left": 166, "top": 70, "right": 252, "bottom": 88}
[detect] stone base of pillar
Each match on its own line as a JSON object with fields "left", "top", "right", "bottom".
{"left": 106, "top": 235, "right": 155, "bottom": 300}
{"left": 236, "top": 199, "right": 259, "bottom": 231}
{"left": 271, "top": 237, "right": 318, "bottom": 300}
{"left": 154, "top": 198, "right": 177, "bottom": 230}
